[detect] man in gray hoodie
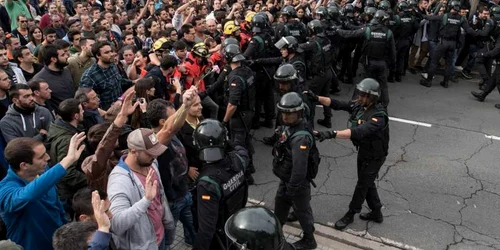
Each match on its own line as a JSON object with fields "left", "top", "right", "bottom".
{"left": 0, "top": 84, "right": 53, "bottom": 143}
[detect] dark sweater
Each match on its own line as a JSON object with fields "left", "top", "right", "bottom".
{"left": 32, "top": 67, "right": 75, "bottom": 114}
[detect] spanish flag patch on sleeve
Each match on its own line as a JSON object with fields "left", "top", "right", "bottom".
{"left": 371, "top": 117, "right": 378, "bottom": 122}
{"left": 202, "top": 195, "right": 211, "bottom": 200}
{"left": 300, "top": 145, "right": 307, "bottom": 150}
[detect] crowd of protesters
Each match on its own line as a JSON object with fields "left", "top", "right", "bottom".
{"left": 0, "top": 0, "right": 498, "bottom": 249}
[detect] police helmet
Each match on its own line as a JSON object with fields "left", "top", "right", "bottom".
{"left": 224, "top": 21, "right": 240, "bottom": 35}
{"left": 356, "top": 78, "right": 380, "bottom": 97}
{"left": 366, "top": 0, "right": 376, "bottom": 7}
{"left": 252, "top": 14, "right": 267, "bottom": 33}
{"left": 449, "top": 0, "right": 461, "bottom": 12}
{"left": 274, "top": 36, "right": 301, "bottom": 53}
{"left": 225, "top": 206, "right": 285, "bottom": 250}
{"left": 222, "top": 37, "right": 239, "bottom": 48}
{"left": 408, "top": 0, "right": 418, "bottom": 8}
{"left": 490, "top": 5, "right": 500, "bottom": 15}
{"left": 315, "top": 6, "right": 329, "bottom": 20}
{"left": 378, "top": 0, "right": 391, "bottom": 11}
{"left": 307, "top": 20, "right": 325, "bottom": 37}
{"left": 328, "top": 5, "right": 341, "bottom": 20}
{"left": 396, "top": 1, "right": 409, "bottom": 12}
{"left": 191, "top": 43, "right": 210, "bottom": 58}
{"left": 281, "top": 5, "right": 297, "bottom": 18}
{"left": 224, "top": 44, "right": 245, "bottom": 63}
{"left": 193, "top": 119, "right": 228, "bottom": 162}
{"left": 274, "top": 64, "right": 298, "bottom": 83}
{"left": 372, "top": 9, "right": 388, "bottom": 24}
{"left": 343, "top": 4, "right": 354, "bottom": 18}
{"left": 365, "top": 7, "right": 377, "bottom": 19}
{"left": 277, "top": 92, "right": 304, "bottom": 113}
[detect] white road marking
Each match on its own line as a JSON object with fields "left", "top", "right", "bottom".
{"left": 247, "top": 198, "right": 266, "bottom": 206}
{"left": 485, "top": 135, "right": 500, "bottom": 141}
{"left": 389, "top": 117, "right": 432, "bottom": 128}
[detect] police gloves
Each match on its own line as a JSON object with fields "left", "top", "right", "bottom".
{"left": 314, "top": 130, "right": 337, "bottom": 142}
{"left": 303, "top": 90, "right": 319, "bottom": 103}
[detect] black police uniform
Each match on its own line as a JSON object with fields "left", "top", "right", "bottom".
{"left": 225, "top": 65, "right": 256, "bottom": 153}
{"left": 328, "top": 98, "right": 389, "bottom": 214}
{"left": 422, "top": 12, "right": 477, "bottom": 87}
{"left": 194, "top": 146, "right": 249, "bottom": 250}
{"left": 338, "top": 16, "right": 361, "bottom": 84}
{"left": 244, "top": 33, "right": 276, "bottom": 127}
{"left": 278, "top": 20, "right": 308, "bottom": 43}
{"left": 472, "top": 38, "right": 500, "bottom": 103}
{"left": 254, "top": 55, "right": 308, "bottom": 90}
{"left": 337, "top": 23, "right": 396, "bottom": 107}
{"left": 470, "top": 18, "right": 499, "bottom": 86}
{"left": 393, "top": 12, "right": 420, "bottom": 81}
{"left": 272, "top": 119, "right": 315, "bottom": 237}
{"left": 299, "top": 36, "right": 333, "bottom": 121}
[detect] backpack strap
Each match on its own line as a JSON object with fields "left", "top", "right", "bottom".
{"left": 253, "top": 36, "right": 265, "bottom": 52}
{"left": 199, "top": 176, "right": 222, "bottom": 199}
{"left": 290, "top": 130, "right": 314, "bottom": 147}
{"left": 364, "top": 26, "right": 371, "bottom": 40}
{"left": 442, "top": 14, "right": 448, "bottom": 26}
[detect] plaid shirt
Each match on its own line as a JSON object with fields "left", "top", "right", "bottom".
{"left": 79, "top": 63, "right": 132, "bottom": 110}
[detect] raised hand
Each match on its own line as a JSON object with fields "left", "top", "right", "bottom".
{"left": 144, "top": 168, "right": 158, "bottom": 201}
{"left": 92, "top": 191, "right": 110, "bottom": 232}
{"left": 120, "top": 90, "right": 140, "bottom": 116}
{"left": 60, "top": 132, "right": 86, "bottom": 169}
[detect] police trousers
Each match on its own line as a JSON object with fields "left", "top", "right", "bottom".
{"left": 396, "top": 38, "right": 411, "bottom": 76}
{"left": 348, "top": 153, "right": 386, "bottom": 213}
{"left": 275, "top": 181, "right": 315, "bottom": 235}
{"left": 230, "top": 110, "right": 255, "bottom": 173}
{"left": 481, "top": 63, "right": 500, "bottom": 97}
{"left": 254, "top": 71, "right": 275, "bottom": 123}
{"left": 307, "top": 69, "right": 333, "bottom": 119}
{"left": 427, "top": 39, "right": 456, "bottom": 80}
{"left": 365, "top": 60, "right": 390, "bottom": 107}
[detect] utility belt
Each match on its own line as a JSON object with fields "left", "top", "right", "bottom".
{"left": 439, "top": 36, "right": 456, "bottom": 42}
{"left": 356, "top": 139, "right": 388, "bottom": 158}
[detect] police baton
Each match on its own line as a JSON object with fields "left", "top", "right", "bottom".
{"left": 309, "top": 179, "right": 317, "bottom": 188}
{"left": 195, "top": 67, "right": 217, "bottom": 89}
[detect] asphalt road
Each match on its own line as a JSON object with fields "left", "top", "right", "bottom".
{"left": 247, "top": 71, "right": 500, "bottom": 250}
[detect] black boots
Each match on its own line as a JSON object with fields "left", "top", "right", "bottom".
{"left": 359, "top": 210, "right": 383, "bottom": 223}
{"left": 334, "top": 210, "right": 355, "bottom": 230}
{"left": 420, "top": 78, "right": 432, "bottom": 87}
{"left": 293, "top": 233, "right": 317, "bottom": 250}
{"left": 395, "top": 73, "right": 402, "bottom": 82}
{"left": 317, "top": 118, "right": 332, "bottom": 128}
{"left": 471, "top": 91, "right": 487, "bottom": 102}
{"left": 388, "top": 71, "right": 395, "bottom": 83}
{"left": 440, "top": 77, "right": 449, "bottom": 88}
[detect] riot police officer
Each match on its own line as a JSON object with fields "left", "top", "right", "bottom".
{"left": 225, "top": 206, "right": 296, "bottom": 250}
{"left": 263, "top": 64, "right": 316, "bottom": 145}
{"left": 307, "top": 78, "right": 389, "bottom": 231}
{"left": 420, "top": 0, "right": 478, "bottom": 88}
{"left": 336, "top": 10, "right": 396, "bottom": 107}
{"left": 300, "top": 20, "right": 333, "bottom": 128}
{"left": 393, "top": 1, "right": 420, "bottom": 82}
{"left": 223, "top": 44, "right": 257, "bottom": 184}
{"left": 193, "top": 119, "right": 249, "bottom": 250}
{"left": 245, "top": 14, "right": 276, "bottom": 129}
{"left": 278, "top": 5, "right": 308, "bottom": 43}
{"left": 272, "top": 92, "right": 318, "bottom": 249}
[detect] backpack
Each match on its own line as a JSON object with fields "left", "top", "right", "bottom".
{"left": 289, "top": 130, "right": 321, "bottom": 180}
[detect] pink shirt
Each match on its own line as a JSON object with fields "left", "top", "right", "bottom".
{"left": 134, "top": 168, "right": 165, "bottom": 244}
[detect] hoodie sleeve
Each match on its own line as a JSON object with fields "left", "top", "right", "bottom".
{"left": 0, "top": 164, "right": 67, "bottom": 212}
{"left": 0, "top": 120, "right": 21, "bottom": 143}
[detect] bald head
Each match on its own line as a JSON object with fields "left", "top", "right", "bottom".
{"left": 206, "top": 18, "right": 217, "bottom": 33}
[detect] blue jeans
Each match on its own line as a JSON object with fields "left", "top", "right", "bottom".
{"left": 158, "top": 233, "right": 169, "bottom": 250}
{"left": 169, "top": 192, "right": 197, "bottom": 245}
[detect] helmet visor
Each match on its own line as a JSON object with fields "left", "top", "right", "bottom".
{"left": 274, "top": 37, "right": 288, "bottom": 50}
{"left": 356, "top": 85, "right": 379, "bottom": 96}
{"left": 199, "top": 147, "right": 225, "bottom": 162}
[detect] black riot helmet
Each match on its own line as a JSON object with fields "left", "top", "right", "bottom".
{"left": 274, "top": 36, "right": 301, "bottom": 53}
{"left": 222, "top": 37, "right": 239, "bottom": 48}
{"left": 281, "top": 5, "right": 297, "bottom": 18}
{"left": 490, "top": 5, "right": 500, "bottom": 15}
{"left": 365, "top": 7, "right": 377, "bottom": 20}
{"left": 252, "top": 14, "right": 267, "bottom": 33}
{"left": 307, "top": 19, "right": 325, "bottom": 37}
{"left": 328, "top": 5, "right": 341, "bottom": 21}
{"left": 274, "top": 64, "right": 298, "bottom": 83}
{"left": 224, "top": 44, "right": 245, "bottom": 63}
{"left": 372, "top": 9, "right": 388, "bottom": 24}
{"left": 357, "top": 78, "right": 380, "bottom": 97}
{"left": 365, "top": 0, "right": 376, "bottom": 8}
{"left": 449, "top": 0, "right": 461, "bottom": 12}
{"left": 342, "top": 4, "right": 354, "bottom": 18}
{"left": 408, "top": 0, "right": 418, "bottom": 8}
{"left": 225, "top": 206, "right": 285, "bottom": 250}
{"left": 315, "top": 6, "right": 329, "bottom": 20}
{"left": 277, "top": 92, "right": 304, "bottom": 113}
{"left": 193, "top": 119, "right": 228, "bottom": 162}
{"left": 396, "top": 1, "right": 410, "bottom": 12}
{"left": 378, "top": 0, "right": 391, "bottom": 11}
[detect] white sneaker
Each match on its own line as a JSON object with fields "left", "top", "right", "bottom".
{"left": 455, "top": 66, "right": 463, "bottom": 71}
{"left": 421, "top": 73, "right": 428, "bottom": 79}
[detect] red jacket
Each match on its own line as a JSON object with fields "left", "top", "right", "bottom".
{"left": 182, "top": 53, "right": 210, "bottom": 92}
